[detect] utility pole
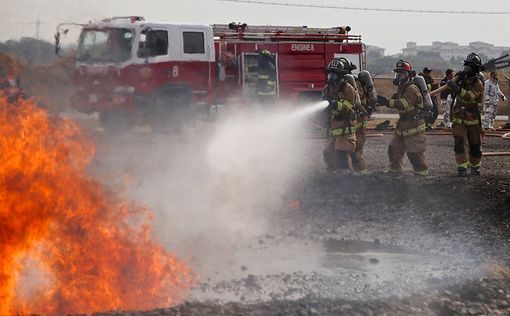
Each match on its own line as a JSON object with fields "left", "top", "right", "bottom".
{"left": 35, "top": 16, "right": 41, "bottom": 39}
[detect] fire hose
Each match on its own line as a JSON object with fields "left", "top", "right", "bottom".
{"left": 430, "top": 75, "right": 460, "bottom": 97}
{"left": 430, "top": 54, "right": 510, "bottom": 97}
{"left": 483, "top": 151, "right": 510, "bottom": 157}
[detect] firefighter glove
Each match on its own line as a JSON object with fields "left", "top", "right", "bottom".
{"left": 424, "top": 110, "right": 435, "bottom": 123}
{"left": 447, "top": 80, "right": 461, "bottom": 94}
{"left": 455, "top": 71, "right": 466, "bottom": 81}
{"left": 376, "top": 95, "right": 389, "bottom": 107}
{"left": 326, "top": 99, "right": 338, "bottom": 111}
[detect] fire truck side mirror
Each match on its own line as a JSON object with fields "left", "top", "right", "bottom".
{"left": 54, "top": 30, "right": 75, "bottom": 59}
{"left": 55, "top": 31, "right": 61, "bottom": 55}
{"left": 54, "top": 23, "right": 83, "bottom": 59}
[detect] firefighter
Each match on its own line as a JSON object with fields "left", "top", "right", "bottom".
{"left": 483, "top": 71, "right": 507, "bottom": 130}
{"left": 322, "top": 57, "right": 357, "bottom": 171}
{"left": 439, "top": 69, "right": 454, "bottom": 128}
{"left": 421, "top": 67, "right": 439, "bottom": 129}
{"left": 256, "top": 50, "right": 277, "bottom": 106}
{"left": 444, "top": 53, "right": 485, "bottom": 176}
{"left": 352, "top": 68, "right": 377, "bottom": 174}
{"left": 376, "top": 59, "right": 429, "bottom": 176}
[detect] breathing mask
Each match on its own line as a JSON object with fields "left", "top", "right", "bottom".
{"left": 393, "top": 72, "right": 409, "bottom": 86}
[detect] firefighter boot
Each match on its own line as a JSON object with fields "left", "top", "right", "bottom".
{"left": 457, "top": 167, "right": 467, "bottom": 177}
{"left": 470, "top": 166, "right": 480, "bottom": 176}
{"left": 335, "top": 150, "right": 352, "bottom": 171}
{"left": 388, "top": 169, "right": 402, "bottom": 178}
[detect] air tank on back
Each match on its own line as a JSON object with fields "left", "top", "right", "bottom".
{"left": 357, "top": 70, "right": 377, "bottom": 104}
{"left": 412, "top": 75, "right": 433, "bottom": 111}
{"left": 345, "top": 74, "right": 362, "bottom": 107}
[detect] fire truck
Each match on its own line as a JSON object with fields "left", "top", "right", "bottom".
{"left": 56, "top": 16, "right": 366, "bottom": 130}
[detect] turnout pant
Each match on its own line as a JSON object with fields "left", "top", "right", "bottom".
{"left": 388, "top": 132, "right": 428, "bottom": 175}
{"left": 351, "top": 125, "right": 367, "bottom": 173}
{"left": 323, "top": 134, "right": 356, "bottom": 170}
{"left": 452, "top": 123, "right": 482, "bottom": 169}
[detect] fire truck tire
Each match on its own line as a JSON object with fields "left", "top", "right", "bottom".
{"left": 151, "top": 88, "right": 192, "bottom": 133}
{"left": 99, "top": 110, "right": 135, "bottom": 132}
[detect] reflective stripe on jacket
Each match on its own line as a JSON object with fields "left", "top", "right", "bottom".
{"left": 330, "top": 125, "right": 357, "bottom": 136}
{"left": 394, "top": 123, "right": 426, "bottom": 136}
{"left": 389, "top": 82, "right": 424, "bottom": 136}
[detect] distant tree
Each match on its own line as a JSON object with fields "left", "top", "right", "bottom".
{"left": 0, "top": 37, "right": 55, "bottom": 64}
{"left": 367, "top": 55, "right": 403, "bottom": 76}
{"left": 450, "top": 56, "right": 463, "bottom": 68}
{"left": 367, "top": 49, "right": 383, "bottom": 60}
{"left": 406, "top": 51, "right": 450, "bottom": 74}
{"left": 368, "top": 51, "right": 454, "bottom": 75}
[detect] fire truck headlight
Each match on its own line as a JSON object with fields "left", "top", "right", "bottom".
{"left": 113, "top": 86, "right": 135, "bottom": 93}
{"left": 140, "top": 67, "right": 153, "bottom": 79}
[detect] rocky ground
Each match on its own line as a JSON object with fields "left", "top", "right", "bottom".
{"left": 89, "top": 125, "right": 510, "bottom": 316}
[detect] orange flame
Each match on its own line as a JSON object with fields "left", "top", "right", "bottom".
{"left": 0, "top": 98, "right": 194, "bottom": 315}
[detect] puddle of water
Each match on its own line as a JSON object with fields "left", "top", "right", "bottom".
{"left": 189, "top": 238, "right": 476, "bottom": 302}
{"left": 322, "top": 238, "right": 422, "bottom": 255}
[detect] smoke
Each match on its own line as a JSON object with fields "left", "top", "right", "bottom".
{"left": 95, "top": 102, "right": 327, "bottom": 271}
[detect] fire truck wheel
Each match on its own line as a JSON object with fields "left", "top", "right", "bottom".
{"left": 151, "top": 90, "right": 191, "bottom": 133}
{"left": 99, "top": 110, "right": 135, "bottom": 132}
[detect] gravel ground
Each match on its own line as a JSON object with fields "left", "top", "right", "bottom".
{"left": 89, "top": 127, "right": 510, "bottom": 316}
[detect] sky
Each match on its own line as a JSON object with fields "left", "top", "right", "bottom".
{"left": 0, "top": 0, "right": 509, "bottom": 55}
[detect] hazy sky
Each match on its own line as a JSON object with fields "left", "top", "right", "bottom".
{"left": 1, "top": 0, "right": 509, "bottom": 55}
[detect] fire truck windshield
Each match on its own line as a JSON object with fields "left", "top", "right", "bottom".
{"left": 77, "top": 28, "right": 134, "bottom": 63}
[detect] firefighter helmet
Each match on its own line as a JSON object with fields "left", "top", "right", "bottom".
{"left": 347, "top": 60, "right": 357, "bottom": 73}
{"left": 258, "top": 49, "right": 272, "bottom": 64}
{"left": 464, "top": 52, "right": 482, "bottom": 68}
{"left": 325, "top": 57, "right": 351, "bottom": 75}
{"left": 260, "top": 49, "right": 271, "bottom": 56}
{"left": 462, "top": 52, "right": 483, "bottom": 73}
{"left": 393, "top": 59, "right": 413, "bottom": 86}
{"left": 393, "top": 59, "right": 413, "bottom": 73}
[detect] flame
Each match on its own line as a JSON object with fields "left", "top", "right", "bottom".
{"left": 0, "top": 97, "right": 194, "bottom": 315}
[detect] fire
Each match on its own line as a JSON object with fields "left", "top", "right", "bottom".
{"left": 0, "top": 97, "right": 194, "bottom": 315}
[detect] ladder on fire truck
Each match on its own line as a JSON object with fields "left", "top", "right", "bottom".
{"left": 212, "top": 23, "right": 361, "bottom": 42}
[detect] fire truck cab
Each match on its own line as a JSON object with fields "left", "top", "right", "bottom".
{"left": 58, "top": 17, "right": 365, "bottom": 131}
{"left": 65, "top": 16, "right": 215, "bottom": 130}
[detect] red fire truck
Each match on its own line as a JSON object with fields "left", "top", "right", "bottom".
{"left": 56, "top": 17, "right": 366, "bottom": 130}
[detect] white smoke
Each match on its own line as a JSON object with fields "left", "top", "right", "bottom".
{"left": 95, "top": 102, "right": 327, "bottom": 267}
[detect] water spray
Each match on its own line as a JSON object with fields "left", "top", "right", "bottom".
{"left": 291, "top": 101, "right": 329, "bottom": 118}
{"left": 205, "top": 101, "right": 328, "bottom": 236}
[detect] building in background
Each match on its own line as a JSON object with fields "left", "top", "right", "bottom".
{"left": 402, "top": 41, "right": 510, "bottom": 61}
{"left": 367, "top": 45, "right": 386, "bottom": 59}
